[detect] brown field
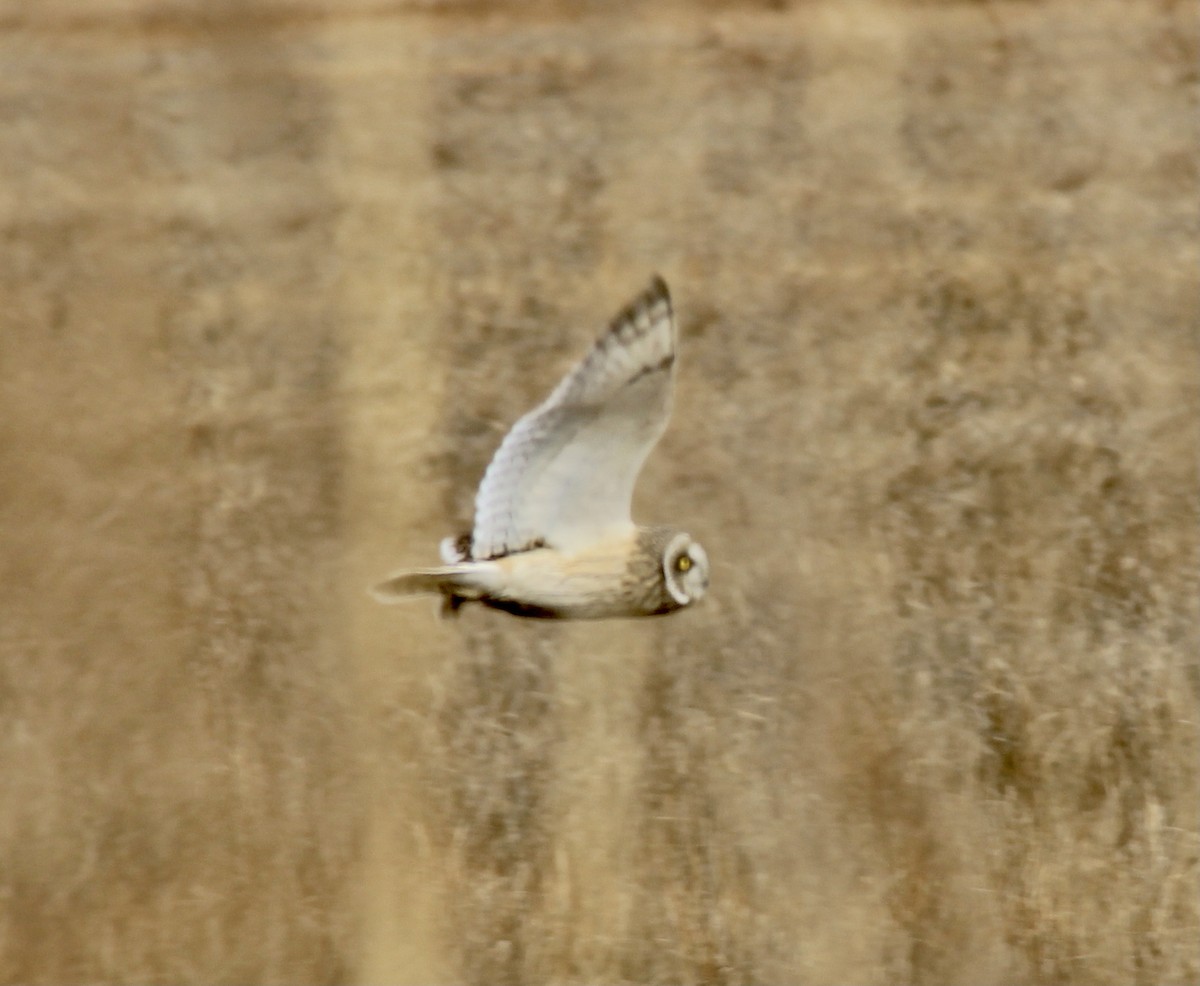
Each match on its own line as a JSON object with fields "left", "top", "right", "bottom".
{"left": 1, "top": 1, "right": 1197, "bottom": 983}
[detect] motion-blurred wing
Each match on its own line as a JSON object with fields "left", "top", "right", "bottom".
{"left": 471, "top": 276, "right": 676, "bottom": 559}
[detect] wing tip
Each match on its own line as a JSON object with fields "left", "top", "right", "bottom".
{"left": 440, "top": 533, "right": 473, "bottom": 563}
{"left": 609, "top": 274, "right": 674, "bottom": 344}
{"left": 644, "top": 273, "right": 672, "bottom": 320}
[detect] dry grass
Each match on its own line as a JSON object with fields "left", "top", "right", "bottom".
{"left": 1, "top": 0, "right": 1197, "bottom": 983}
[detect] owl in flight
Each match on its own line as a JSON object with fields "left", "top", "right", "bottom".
{"left": 372, "top": 275, "right": 709, "bottom": 619}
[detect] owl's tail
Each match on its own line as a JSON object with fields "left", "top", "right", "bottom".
{"left": 370, "top": 563, "right": 495, "bottom": 607}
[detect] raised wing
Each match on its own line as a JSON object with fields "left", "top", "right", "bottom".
{"left": 470, "top": 276, "right": 677, "bottom": 559}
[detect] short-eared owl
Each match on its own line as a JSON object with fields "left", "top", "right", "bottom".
{"left": 372, "top": 276, "right": 709, "bottom": 619}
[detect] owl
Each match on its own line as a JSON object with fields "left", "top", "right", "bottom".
{"left": 372, "top": 275, "right": 710, "bottom": 619}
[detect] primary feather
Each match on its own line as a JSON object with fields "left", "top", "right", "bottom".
{"left": 470, "top": 275, "right": 676, "bottom": 560}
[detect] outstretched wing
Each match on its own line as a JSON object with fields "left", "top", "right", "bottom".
{"left": 470, "top": 276, "right": 677, "bottom": 560}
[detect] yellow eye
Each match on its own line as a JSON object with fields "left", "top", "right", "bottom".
{"left": 676, "top": 555, "right": 692, "bottom": 573}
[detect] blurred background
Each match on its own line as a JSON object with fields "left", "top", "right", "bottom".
{"left": 1, "top": 1, "right": 1197, "bottom": 983}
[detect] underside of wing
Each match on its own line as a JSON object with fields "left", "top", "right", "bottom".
{"left": 471, "top": 276, "right": 676, "bottom": 560}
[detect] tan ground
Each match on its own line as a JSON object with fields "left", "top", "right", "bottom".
{"left": 1, "top": 1, "right": 1197, "bottom": 983}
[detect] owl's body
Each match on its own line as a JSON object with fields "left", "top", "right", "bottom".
{"left": 388, "top": 526, "right": 701, "bottom": 619}
{"left": 373, "top": 277, "right": 709, "bottom": 620}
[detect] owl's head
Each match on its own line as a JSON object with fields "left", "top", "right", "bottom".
{"left": 662, "top": 532, "right": 710, "bottom": 608}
